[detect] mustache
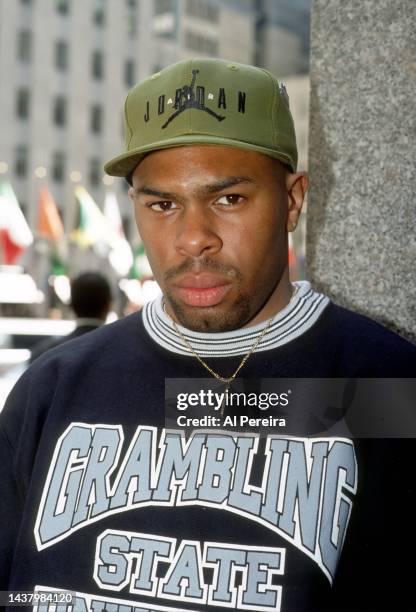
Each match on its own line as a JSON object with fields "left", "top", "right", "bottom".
{"left": 164, "top": 257, "right": 243, "bottom": 282}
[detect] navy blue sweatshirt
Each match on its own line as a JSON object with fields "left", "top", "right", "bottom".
{"left": 0, "top": 286, "right": 415, "bottom": 612}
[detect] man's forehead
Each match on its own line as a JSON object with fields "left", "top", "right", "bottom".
{"left": 132, "top": 175, "right": 256, "bottom": 200}
{"left": 131, "top": 144, "right": 287, "bottom": 187}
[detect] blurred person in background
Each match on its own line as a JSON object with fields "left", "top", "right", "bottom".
{"left": 29, "top": 271, "right": 112, "bottom": 363}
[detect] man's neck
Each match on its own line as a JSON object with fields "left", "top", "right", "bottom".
{"left": 241, "top": 272, "right": 293, "bottom": 329}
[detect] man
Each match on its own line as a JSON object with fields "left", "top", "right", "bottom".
{"left": 29, "top": 272, "right": 112, "bottom": 363}
{"left": 0, "top": 59, "right": 414, "bottom": 612}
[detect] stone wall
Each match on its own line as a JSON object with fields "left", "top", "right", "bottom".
{"left": 307, "top": 0, "right": 415, "bottom": 341}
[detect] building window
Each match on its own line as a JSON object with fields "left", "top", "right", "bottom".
{"left": 53, "top": 96, "right": 67, "bottom": 127}
{"left": 154, "top": 0, "right": 174, "bottom": 15}
{"left": 184, "top": 30, "right": 218, "bottom": 55}
{"left": 207, "top": 4, "right": 219, "bottom": 22}
{"left": 56, "top": 0, "right": 69, "bottom": 15}
{"left": 126, "top": 0, "right": 139, "bottom": 36}
{"left": 93, "top": 0, "right": 106, "bottom": 26}
{"left": 15, "top": 145, "right": 28, "bottom": 177}
{"left": 16, "top": 88, "right": 30, "bottom": 119}
{"left": 185, "top": 0, "right": 219, "bottom": 22}
{"left": 153, "top": 0, "right": 175, "bottom": 37}
{"left": 127, "top": 16, "right": 137, "bottom": 37}
{"left": 17, "top": 30, "right": 32, "bottom": 62}
{"left": 52, "top": 152, "right": 65, "bottom": 182}
{"left": 90, "top": 105, "right": 103, "bottom": 134}
{"left": 92, "top": 50, "right": 104, "bottom": 79}
{"left": 55, "top": 40, "right": 68, "bottom": 70}
{"left": 89, "top": 158, "right": 101, "bottom": 187}
{"left": 124, "top": 59, "right": 135, "bottom": 87}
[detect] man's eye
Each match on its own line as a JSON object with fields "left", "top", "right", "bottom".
{"left": 149, "top": 201, "right": 178, "bottom": 212}
{"left": 216, "top": 194, "right": 244, "bottom": 206}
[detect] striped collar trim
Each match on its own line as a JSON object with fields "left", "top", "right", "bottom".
{"left": 141, "top": 281, "right": 330, "bottom": 357}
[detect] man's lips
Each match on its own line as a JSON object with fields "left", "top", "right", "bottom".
{"left": 172, "top": 274, "right": 233, "bottom": 308}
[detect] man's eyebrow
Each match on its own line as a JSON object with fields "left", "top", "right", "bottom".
{"left": 133, "top": 186, "right": 177, "bottom": 199}
{"left": 132, "top": 176, "right": 255, "bottom": 200}
{"left": 200, "top": 176, "right": 255, "bottom": 194}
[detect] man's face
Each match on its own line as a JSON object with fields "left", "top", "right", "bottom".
{"left": 130, "top": 145, "right": 302, "bottom": 332}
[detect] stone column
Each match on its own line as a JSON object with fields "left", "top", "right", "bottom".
{"left": 306, "top": 0, "right": 415, "bottom": 341}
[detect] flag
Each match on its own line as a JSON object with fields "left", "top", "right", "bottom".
{"left": 0, "top": 180, "right": 33, "bottom": 264}
{"left": 130, "top": 242, "right": 153, "bottom": 280}
{"left": 72, "top": 186, "right": 133, "bottom": 276}
{"left": 50, "top": 249, "right": 68, "bottom": 276}
{"left": 37, "top": 186, "right": 64, "bottom": 241}
{"left": 71, "top": 185, "right": 116, "bottom": 250}
{"left": 103, "top": 191, "right": 124, "bottom": 236}
{"left": 103, "top": 191, "right": 133, "bottom": 276}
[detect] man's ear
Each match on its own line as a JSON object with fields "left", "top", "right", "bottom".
{"left": 286, "top": 172, "right": 309, "bottom": 232}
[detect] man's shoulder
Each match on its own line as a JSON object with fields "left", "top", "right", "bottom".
{"left": 0, "top": 312, "right": 143, "bottom": 435}
{"left": 319, "top": 302, "right": 415, "bottom": 372}
{"left": 325, "top": 302, "right": 414, "bottom": 346}
{"left": 33, "top": 311, "right": 141, "bottom": 364}
{"left": 13, "top": 312, "right": 143, "bottom": 398}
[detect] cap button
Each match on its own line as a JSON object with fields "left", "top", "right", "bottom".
{"left": 227, "top": 64, "right": 238, "bottom": 70}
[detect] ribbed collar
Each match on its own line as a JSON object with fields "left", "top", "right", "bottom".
{"left": 141, "top": 281, "right": 329, "bottom": 358}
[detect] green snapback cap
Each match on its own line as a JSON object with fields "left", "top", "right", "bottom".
{"left": 104, "top": 57, "right": 298, "bottom": 177}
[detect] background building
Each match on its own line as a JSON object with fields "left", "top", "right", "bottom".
{"left": 0, "top": 0, "right": 311, "bottom": 299}
{"left": 0, "top": 0, "right": 149, "bottom": 237}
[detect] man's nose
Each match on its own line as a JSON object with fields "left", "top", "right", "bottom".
{"left": 174, "top": 207, "right": 222, "bottom": 258}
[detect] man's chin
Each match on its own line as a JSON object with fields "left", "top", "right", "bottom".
{"left": 167, "top": 296, "right": 251, "bottom": 333}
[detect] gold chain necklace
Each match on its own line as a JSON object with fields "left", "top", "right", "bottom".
{"left": 163, "top": 284, "right": 299, "bottom": 416}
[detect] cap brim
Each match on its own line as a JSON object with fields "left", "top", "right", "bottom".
{"left": 104, "top": 135, "right": 296, "bottom": 177}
